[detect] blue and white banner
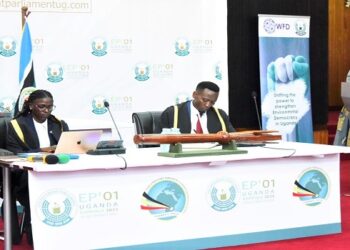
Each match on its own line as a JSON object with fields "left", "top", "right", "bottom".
{"left": 258, "top": 15, "right": 313, "bottom": 142}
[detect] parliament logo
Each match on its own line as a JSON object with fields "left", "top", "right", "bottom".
{"left": 263, "top": 18, "right": 276, "bottom": 34}
{"left": 215, "top": 62, "right": 223, "bottom": 80}
{"left": 293, "top": 168, "right": 329, "bottom": 206}
{"left": 141, "top": 177, "right": 188, "bottom": 220}
{"left": 295, "top": 20, "right": 307, "bottom": 36}
{"left": 0, "top": 37, "right": 16, "bottom": 57}
{"left": 208, "top": 180, "right": 237, "bottom": 212}
{"left": 47, "top": 63, "right": 64, "bottom": 83}
{"left": 18, "top": 87, "right": 36, "bottom": 113}
{"left": 36, "top": 189, "right": 76, "bottom": 227}
{"left": 0, "top": 97, "right": 15, "bottom": 113}
{"left": 175, "top": 38, "right": 190, "bottom": 56}
{"left": 91, "top": 38, "right": 107, "bottom": 57}
{"left": 134, "top": 62, "right": 150, "bottom": 81}
{"left": 175, "top": 92, "right": 191, "bottom": 104}
{"left": 92, "top": 96, "right": 107, "bottom": 115}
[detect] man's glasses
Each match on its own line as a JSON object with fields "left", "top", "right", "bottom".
{"left": 35, "top": 104, "right": 56, "bottom": 111}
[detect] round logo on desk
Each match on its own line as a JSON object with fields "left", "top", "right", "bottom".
{"left": 208, "top": 179, "right": 237, "bottom": 212}
{"left": 140, "top": 178, "right": 188, "bottom": 220}
{"left": 293, "top": 168, "right": 329, "bottom": 206}
{"left": 36, "top": 189, "right": 76, "bottom": 227}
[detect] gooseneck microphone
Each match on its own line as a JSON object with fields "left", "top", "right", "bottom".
{"left": 235, "top": 92, "right": 266, "bottom": 147}
{"left": 251, "top": 91, "right": 262, "bottom": 130}
{"left": 104, "top": 101, "right": 123, "bottom": 141}
{"left": 86, "top": 100, "right": 126, "bottom": 155}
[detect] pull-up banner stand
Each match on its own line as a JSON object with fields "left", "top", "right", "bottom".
{"left": 258, "top": 14, "right": 313, "bottom": 143}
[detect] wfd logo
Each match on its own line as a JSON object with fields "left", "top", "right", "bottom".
{"left": 263, "top": 19, "right": 291, "bottom": 34}
{"left": 275, "top": 23, "right": 290, "bottom": 30}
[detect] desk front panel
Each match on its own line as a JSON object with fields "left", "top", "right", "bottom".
{"left": 28, "top": 154, "right": 340, "bottom": 250}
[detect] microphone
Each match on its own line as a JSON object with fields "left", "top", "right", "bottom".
{"left": 27, "top": 154, "right": 59, "bottom": 164}
{"left": 251, "top": 91, "right": 262, "bottom": 130}
{"left": 27, "top": 154, "right": 71, "bottom": 164}
{"left": 104, "top": 101, "right": 123, "bottom": 141}
{"left": 87, "top": 101, "right": 126, "bottom": 155}
{"left": 235, "top": 91, "right": 266, "bottom": 148}
{"left": 56, "top": 154, "right": 71, "bottom": 164}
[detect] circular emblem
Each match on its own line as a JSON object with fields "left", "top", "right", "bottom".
{"left": 208, "top": 180, "right": 237, "bottom": 212}
{"left": 0, "top": 37, "right": 16, "bottom": 57}
{"left": 295, "top": 20, "right": 307, "bottom": 36}
{"left": 92, "top": 95, "right": 107, "bottom": 114}
{"left": 175, "top": 92, "right": 191, "bottom": 104}
{"left": 175, "top": 38, "right": 190, "bottom": 56}
{"left": 263, "top": 18, "right": 276, "bottom": 34}
{"left": 18, "top": 87, "right": 37, "bottom": 112}
{"left": 47, "top": 63, "right": 64, "bottom": 83}
{"left": 134, "top": 62, "right": 150, "bottom": 81}
{"left": 293, "top": 168, "right": 329, "bottom": 206}
{"left": 36, "top": 189, "right": 76, "bottom": 227}
{"left": 141, "top": 178, "right": 188, "bottom": 220}
{"left": 91, "top": 38, "right": 108, "bottom": 57}
{"left": 0, "top": 97, "right": 15, "bottom": 113}
{"left": 215, "top": 62, "right": 223, "bottom": 80}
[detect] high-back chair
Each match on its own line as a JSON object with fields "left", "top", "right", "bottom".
{"left": 132, "top": 111, "right": 162, "bottom": 148}
{"left": 0, "top": 113, "right": 13, "bottom": 196}
{"left": 0, "top": 113, "right": 26, "bottom": 243}
{"left": 0, "top": 113, "right": 12, "bottom": 153}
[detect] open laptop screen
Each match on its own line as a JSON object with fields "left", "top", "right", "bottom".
{"left": 55, "top": 130, "right": 103, "bottom": 154}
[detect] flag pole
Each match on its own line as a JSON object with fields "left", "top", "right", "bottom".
{"left": 21, "top": 6, "right": 30, "bottom": 28}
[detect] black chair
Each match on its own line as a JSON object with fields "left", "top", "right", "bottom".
{"left": 0, "top": 113, "right": 12, "bottom": 152}
{"left": 0, "top": 113, "right": 26, "bottom": 244}
{"left": 132, "top": 111, "right": 162, "bottom": 148}
{"left": 0, "top": 113, "right": 13, "bottom": 197}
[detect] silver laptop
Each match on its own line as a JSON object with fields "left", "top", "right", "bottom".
{"left": 55, "top": 130, "right": 103, "bottom": 154}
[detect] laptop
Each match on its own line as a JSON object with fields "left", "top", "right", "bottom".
{"left": 55, "top": 130, "right": 103, "bottom": 154}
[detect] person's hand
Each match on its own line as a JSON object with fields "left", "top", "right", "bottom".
{"left": 40, "top": 145, "right": 56, "bottom": 153}
{"left": 267, "top": 55, "right": 309, "bottom": 92}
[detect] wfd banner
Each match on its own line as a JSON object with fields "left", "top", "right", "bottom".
{"left": 258, "top": 15, "right": 313, "bottom": 143}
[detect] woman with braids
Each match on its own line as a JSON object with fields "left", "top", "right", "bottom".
{"left": 6, "top": 89, "right": 69, "bottom": 245}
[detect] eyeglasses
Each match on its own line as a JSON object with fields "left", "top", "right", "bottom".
{"left": 34, "top": 104, "right": 56, "bottom": 111}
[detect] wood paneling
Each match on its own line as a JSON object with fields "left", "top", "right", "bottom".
{"left": 313, "top": 128, "right": 328, "bottom": 144}
{"left": 329, "top": 1, "right": 350, "bottom": 106}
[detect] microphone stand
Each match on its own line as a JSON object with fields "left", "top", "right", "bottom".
{"left": 252, "top": 91, "right": 262, "bottom": 130}
{"left": 87, "top": 101, "right": 126, "bottom": 155}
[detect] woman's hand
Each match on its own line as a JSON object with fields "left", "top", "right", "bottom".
{"left": 40, "top": 145, "right": 56, "bottom": 153}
